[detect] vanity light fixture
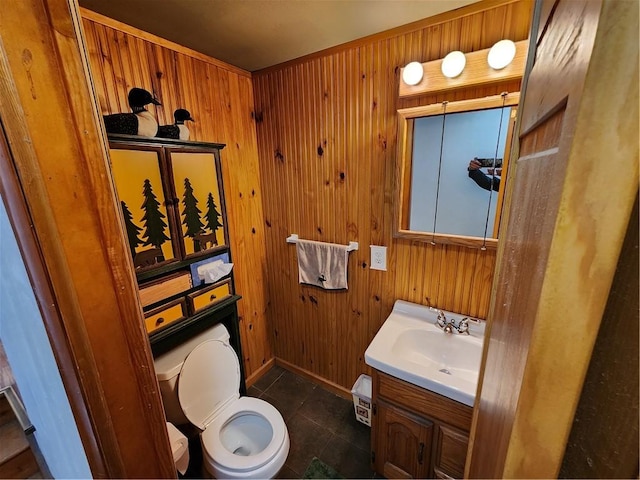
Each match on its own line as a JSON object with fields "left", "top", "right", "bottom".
{"left": 402, "top": 61, "right": 424, "bottom": 86}
{"left": 441, "top": 51, "right": 466, "bottom": 78}
{"left": 487, "top": 39, "right": 517, "bottom": 70}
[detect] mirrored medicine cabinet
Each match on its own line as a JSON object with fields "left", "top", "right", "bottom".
{"left": 394, "top": 93, "right": 520, "bottom": 248}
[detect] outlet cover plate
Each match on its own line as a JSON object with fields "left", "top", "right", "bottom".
{"left": 370, "top": 245, "right": 387, "bottom": 271}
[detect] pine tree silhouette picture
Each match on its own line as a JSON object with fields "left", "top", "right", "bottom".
{"left": 204, "top": 192, "right": 223, "bottom": 246}
{"left": 181, "top": 178, "right": 205, "bottom": 252}
{"left": 121, "top": 200, "right": 143, "bottom": 258}
{"left": 140, "top": 179, "right": 170, "bottom": 253}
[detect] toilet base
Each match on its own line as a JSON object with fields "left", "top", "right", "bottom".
{"left": 203, "top": 434, "right": 289, "bottom": 479}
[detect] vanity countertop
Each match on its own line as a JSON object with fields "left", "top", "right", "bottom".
{"left": 364, "top": 300, "right": 485, "bottom": 406}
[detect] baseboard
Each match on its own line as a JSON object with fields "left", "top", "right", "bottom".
{"left": 245, "top": 358, "right": 275, "bottom": 388}
{"left": 275, "top": 358, "right": 352, "bottom": 400}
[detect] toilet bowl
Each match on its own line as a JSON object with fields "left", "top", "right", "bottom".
{"left": 154, "top": 325, "right": 289, "bottom": 479}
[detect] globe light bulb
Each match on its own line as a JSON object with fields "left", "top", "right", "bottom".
{"left": 441, "top": 51, "right": 466, "bottom": 78}
{"left": 402, "top": 61, "right": 424, "bottom": 86}
{"left": 488, "top": 40, "right": 516, "bottom": 70}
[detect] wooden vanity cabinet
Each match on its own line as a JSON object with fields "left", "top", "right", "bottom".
{"left": 375, "top": 400, "right": 433, "bottom": 478}
{"left": 371, "top": 370, "right": 473, "bottom": 479}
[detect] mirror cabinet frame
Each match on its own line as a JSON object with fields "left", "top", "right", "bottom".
{"left": 394, "top": 92, "right": 520, "bottom": 248}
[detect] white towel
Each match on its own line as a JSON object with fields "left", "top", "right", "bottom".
{"left": 296, "top": 239, "right": 349, "bottom": 289}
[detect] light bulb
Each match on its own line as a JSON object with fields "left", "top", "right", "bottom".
{"left": 402, "top": 61, "right": 424, "bottom": 86}
{"left": 441, "top": 51, "right": 466, "bottom": 78}
{"left": 488, "top": 40, "right": 516, "bottom": 70}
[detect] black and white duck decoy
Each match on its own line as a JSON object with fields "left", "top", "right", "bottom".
{"left": 103, "top": 88, "right": 161, "bottom": 137}
{"left": 157, "top": 109, "right": 195, "bottom": 140}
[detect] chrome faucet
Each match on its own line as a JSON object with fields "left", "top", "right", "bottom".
{"left": 434, "top": 309, "right": 470, "bottom": 335}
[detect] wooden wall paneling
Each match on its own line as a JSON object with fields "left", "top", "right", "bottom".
{"left": 253, "top": 0, "right": 533, "bottom": 392}
{"left": 365, "top": 39, "right": 386, "bottom": 357}
{"left": 80, "top": 12, "right": 271, "bottom": 381}
{"left": 1, "top": 0, "right": 179, "bottom": 476}
{"left": 94, "top": 23, "right": 124, "bottom": 113}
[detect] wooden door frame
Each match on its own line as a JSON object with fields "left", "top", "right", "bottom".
{"left": 0, "top": 0, "right": 175, "bottom": 477}
{"left": 466, "top": 0, "right": 639, "bottom": 477}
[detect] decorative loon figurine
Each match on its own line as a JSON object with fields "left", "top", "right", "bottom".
{"left": 157, "top": 109, "right": 195, "bottom": 140}
{"left": 103, "top": 88, "right": 161, "bottom": 137}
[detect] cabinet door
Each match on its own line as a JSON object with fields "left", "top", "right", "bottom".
{"left": 168, "top": 149, "right": 228, "bottom": 259}
{"left": 374, "top": 401, "right": 433, "bottom": 479}
{"left": 110, "top": 147, "right": 178, "bottom": 269}
{"left": 434, "top": 424, "right": 469, "bottom": 479}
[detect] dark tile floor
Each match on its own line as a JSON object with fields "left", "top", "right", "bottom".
{"left": 249, "top": 366, "right": 376, "bottom": 479}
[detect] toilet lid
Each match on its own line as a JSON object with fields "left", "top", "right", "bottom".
{"left": 178, "top": 339, "right": 240, "bottom": 429}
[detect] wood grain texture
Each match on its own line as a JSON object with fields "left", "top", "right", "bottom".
{"left": 253, "top": 0, "right": 532, "bottom": 391}
{"left": 375, "top": 400, "right": 433, "bottom": 479}
{"left": 376, "top": 371, "right": 472, "bottom": 432}
{"left": 559, "top": 195, "right": 639, "bottom": 479}
{"left": 399, "top": 40, "right": 528, "bottom": 98}
{"left": 467, "top": 0, "right": 639, "bottom": 477}
{"left": 0, "top": 0, "right": 176, "bottom": 476}
{"left": 79, "top": 8, "right": 250, "bottom": 78}
{"left": 80, "top": 13, "right": 272, "bottom": 379}
{"left": 434, "top": 425, "right": 469, "bottom": 478}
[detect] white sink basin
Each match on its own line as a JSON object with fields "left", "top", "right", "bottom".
{"left": 365, "top": 300, "right": 485, "bottom": 406}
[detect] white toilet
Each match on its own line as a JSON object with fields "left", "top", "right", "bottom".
{"left": 154, "top": 325, "right": 290, "bottom": 479}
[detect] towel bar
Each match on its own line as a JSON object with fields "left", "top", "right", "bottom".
{"left": 286, "top": 234, "right": 359, "bottom": 252}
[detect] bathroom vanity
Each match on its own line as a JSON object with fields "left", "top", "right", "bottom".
{"left": 365, "top": 300, "right": 483, "bottom": 479}
{"left": 371, "top": 370, "right": 472, "bottom": 479}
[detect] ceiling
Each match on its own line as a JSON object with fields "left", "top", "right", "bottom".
{"left": 79, "top": 0, "right": 479, "bottom": 72}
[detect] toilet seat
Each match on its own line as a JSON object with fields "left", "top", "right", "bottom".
{"left": 179, "top": 339, "right": 241, "bottom": 429}
{"left": 178, "top": 338, "right": 289, "bottom": 478}
{"left": 201, "top": 396, "right": 287, "bottom": 472}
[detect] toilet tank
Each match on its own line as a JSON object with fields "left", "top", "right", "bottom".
{"left": 154, "top": 324, "right": 230, "bottom": 425}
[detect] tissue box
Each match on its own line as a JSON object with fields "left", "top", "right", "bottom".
{"left": 189, "top": 252, "right": 230, "bottom": 285}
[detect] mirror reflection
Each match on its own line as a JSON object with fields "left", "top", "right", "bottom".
{"left": 395, "top": 93, "right": 519, "bottom": 247}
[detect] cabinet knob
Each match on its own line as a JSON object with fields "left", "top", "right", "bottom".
{"left": 156, "top": 317, "right": 165, "bottom": 326}
{"left": 418, "top": 442, "right": 425, "bottom": 464}
{"left": 210, "top": 294, "right": 217, "bottom": 301}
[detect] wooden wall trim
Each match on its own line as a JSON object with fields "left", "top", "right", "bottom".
{"left": 79, "top": 7, "right": 251, "bottom": 78}
{"left": 275, "top": 358, "right": 353, "bottom": 400}
{"left": 254, "top": 0, "right": 526, "bottom": 75}
{"left": 0, "top": 0, "right": 175, "bottom": 476}
{"left": 0, "top": 122, "right": 110, "bottom": 477}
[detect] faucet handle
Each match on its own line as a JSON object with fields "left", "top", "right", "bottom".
{"left": 457, "top": 317, "right": 470, "bottom": 335}
{"left": 435, "top": 309, "right": 448, "bottom": 328}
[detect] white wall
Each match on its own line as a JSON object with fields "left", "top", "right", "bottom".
{"left": 0, "top": 199, "right": 91, "bottom": 479}
{"left": 409, "top": 107, "right": 511, "bottom": 237}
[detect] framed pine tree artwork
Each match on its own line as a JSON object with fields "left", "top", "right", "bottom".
{"left": 169, "top": 150, "right": 229, "bottom": 258}
{"left": 110, "top": 147, "right": 178, "bottom": 269}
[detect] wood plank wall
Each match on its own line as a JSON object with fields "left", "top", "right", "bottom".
{"left": 252, "top": 0, "right": 533, "bottom": 391}
{"left": 79, "top": 9, "right": 272, "bottom": 381}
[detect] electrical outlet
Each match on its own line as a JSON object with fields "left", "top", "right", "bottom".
{"left": 370, "top": 245, "right": 387, "bottom": 271}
